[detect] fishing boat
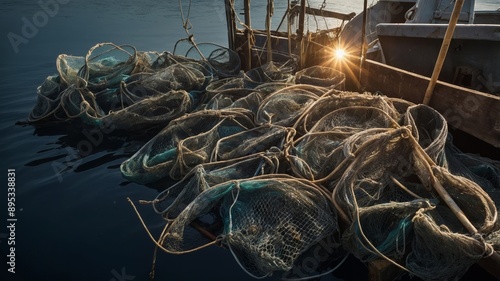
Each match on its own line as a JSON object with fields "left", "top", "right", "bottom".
{"left": 223, "top": 0, "right": 500, "bottom": 280}
{"left": 341, "top": 0, "right": 500, "bottom": 92}
{"left": 224, "top": 0, "right": 500, "bottom": 149}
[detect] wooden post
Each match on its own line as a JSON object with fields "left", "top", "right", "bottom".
{"left": 224, "top": 0, "right": 236, "bottom": 51}
{"left": 358, "top": 0, "right": 368, "bottom": 90}
{"left": 266, "top": 0, "right": 273, "bottom": 64}
{"left": 287, "top": 0, "right": 292, "bottom": 56}
{"left": 298, "top": 0, "right": 306, "bottom": 41}
{"left": 298, "top": 0, "right": 306, "bottom": 68}
{"left": 244, "top": 0, "right": 252, "bottom": 70}
{"left": 423, "top": 0, "right": 465, "bottom": 105}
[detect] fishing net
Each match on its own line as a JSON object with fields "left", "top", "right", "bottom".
{"left": 255, "top": 85, "right": 320, "bottom": 126}
{"left": 329, "top": 123, "right": 498, "bottom": 280}
{"left": 202, "top": 89, "right": 262, "bottom": 113}
{"left": 286, "top": 100, "right": 400, "bottom": 183}
{"left": 407, "top": 207, "right": 494, "bottom": 281}
{"left": 79, "top": 43, "right": 146, "bottom": 92}
{"left": 153, "top": 151, "right": 282, "bottom": 219}
{"left": 341, "top": 199, "right": 434, "bottom": 262}
{"left": 120, "top": 60, "right": 212, "bottom": 98}
{"left": 159, "top": 175, "right": 340, "bottom": 278}
{"left": 203, "top": 77, "right": 245, "bottom": 102}
{"left": 29, "top": 75, "right": 64, "bottom": 122}
{"left": 56, "top": 54, "right": 85, "bottom": 86}
{"left": 294, "top": 90, "right": 400, "bottom": 134}
{"left": 295, "top": 65, "right": 346, "bottom": 89}
{"left": 253, "top": 82, "right": 292, "bottom": 96}
{"left": 30, "top": 41, "right": 500, "bottom": 281}
{"left": 102, "top": 90, "right": 193, "bottom": 134}
{"left": 248, "top": 47, "right": 300, "bottom": 74}
{"left": 120, "top": 109, "right": 255, "bottom": 183}
{"left": 212, "top": 124, "right": 293, "bottom": 162}
{"left": 173, "top": 39, "right": 241, "bottom": 78}
{"left": 404, "top": 104, "right": 448, "bottom": 166}
{"left": 244, "top": 61, "right": 295, "bottom": 88}
{"left": 445, "top": 139, "right": 500, "bottom": 193}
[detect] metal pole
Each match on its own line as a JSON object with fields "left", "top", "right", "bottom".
{"left": 423, "top": 0, "right": 465, "bottom": 105}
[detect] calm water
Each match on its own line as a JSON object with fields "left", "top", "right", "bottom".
{"left": 0, "top": 1, "right": 498, "bottom": 281}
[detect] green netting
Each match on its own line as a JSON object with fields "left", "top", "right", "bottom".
{"left": 120, "top": 109, "right": 255, "bottom": 183}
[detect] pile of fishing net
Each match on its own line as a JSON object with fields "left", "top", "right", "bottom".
{"left": 29, "top": 42, "right": 237, "bottom": 135}
{"left": 30, "top": 42, "right": 500, "bottom": 280}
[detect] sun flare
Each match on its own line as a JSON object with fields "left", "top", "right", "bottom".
{"left": 334, "top": 48, "right": 346, "bottom": 60}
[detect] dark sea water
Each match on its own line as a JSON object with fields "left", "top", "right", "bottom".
{"left": 0, "top": 1, "right": 498, "bottom": 281}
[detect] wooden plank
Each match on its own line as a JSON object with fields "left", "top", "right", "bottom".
{"left": 368, "top": 260, "right": 403, "bottom": 281}
{"left": 304, "top": 6, "right": 356, "bottom": 21}
{"left": 477, "top": 251, "right": 500, "bottom": 280}
{"left": 361, "top": 59, "right": 500, "bottom": 148}
{"left": 290, "top": 5, "right": 356, "bottom": 21}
